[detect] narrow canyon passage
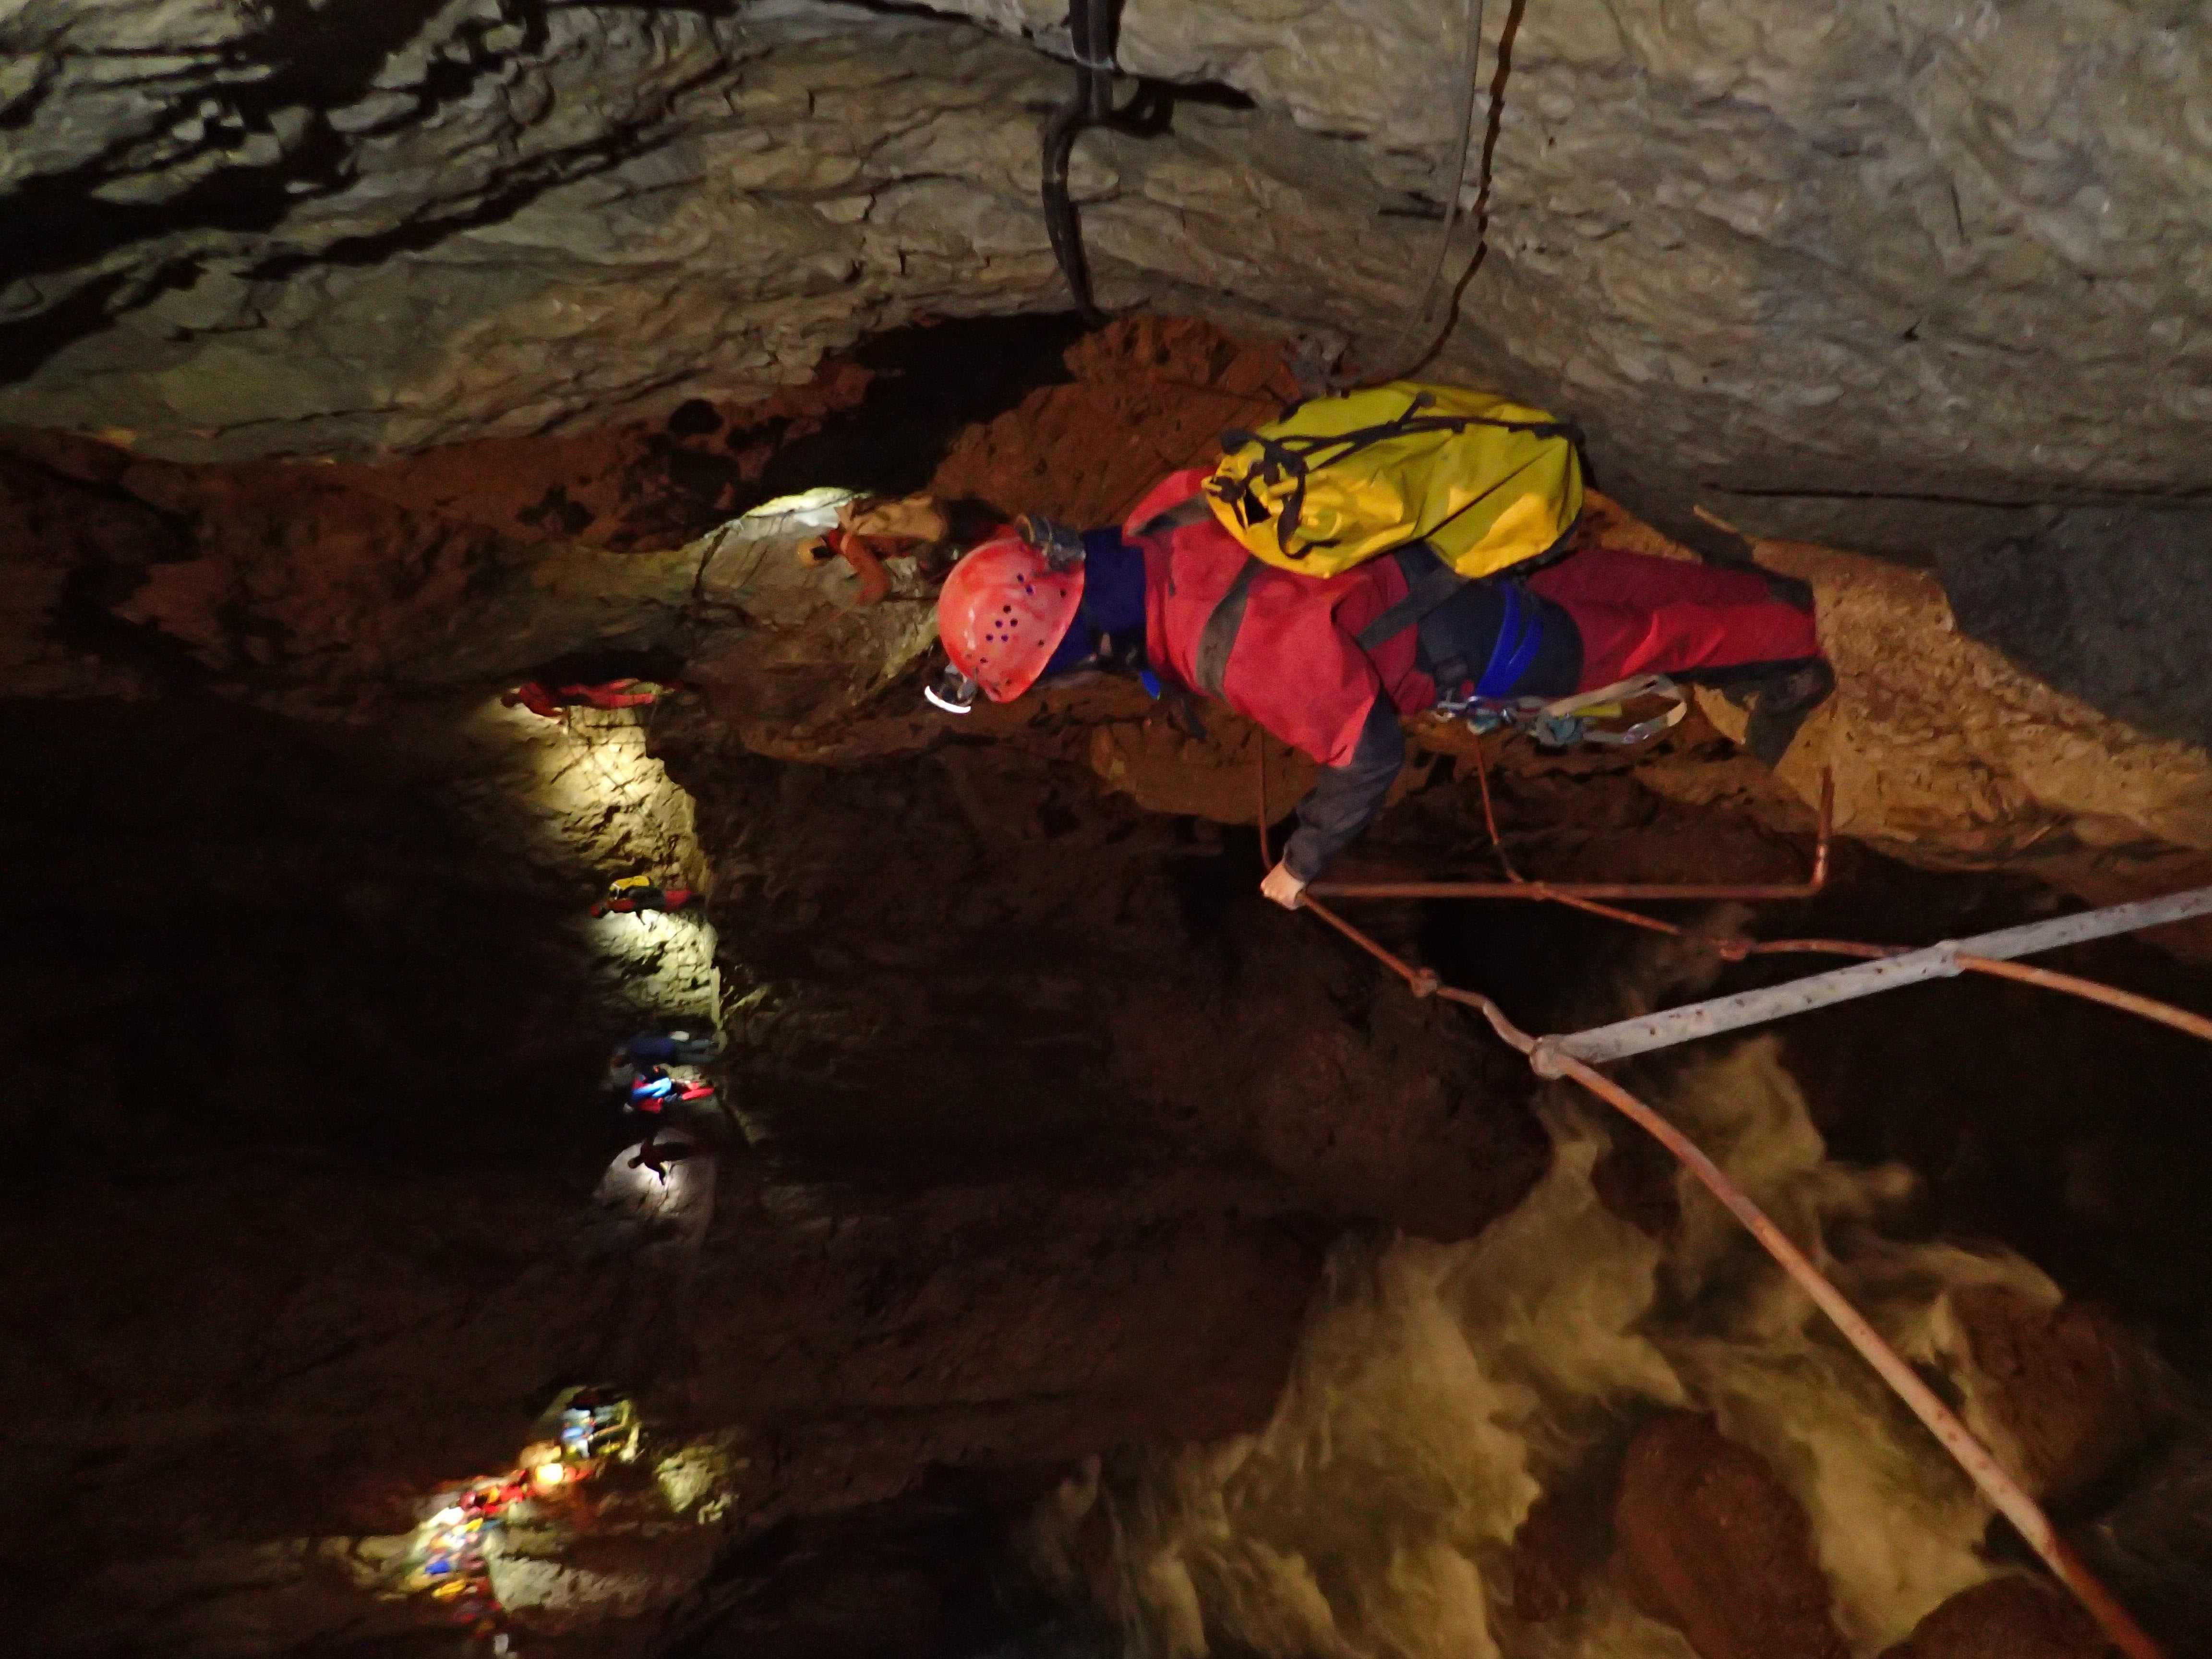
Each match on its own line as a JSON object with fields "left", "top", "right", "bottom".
{"left": 9, "top": 4, "right": 2212, "bottom": 1653}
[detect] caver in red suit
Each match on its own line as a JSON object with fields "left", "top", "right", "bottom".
{"left": 936, "top": 468, "right": 1828, "bottom": 902}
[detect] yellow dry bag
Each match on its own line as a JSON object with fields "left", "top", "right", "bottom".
{"left": 1204, "top": 381, "right": 1584, "bottom": 581}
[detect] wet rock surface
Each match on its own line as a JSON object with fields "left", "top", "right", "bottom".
{"left": 1613, "top": 1411, "right": 1851, "bottom": 1659}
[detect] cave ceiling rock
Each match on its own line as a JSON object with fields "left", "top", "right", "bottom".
{"left": 938, "top": 0, "right": 2212, "bottom": 577}
{"left": 2, "top": 0, "right": 2206, "bottom": 559}
{"left": 0, "top": 0, "right": 1437, "bottom": 458}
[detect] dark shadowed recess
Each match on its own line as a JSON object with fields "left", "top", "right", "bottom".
{"left": 529, "top": 312, "right": 1093, "bottom": 553}
{"left": 1940, "top": 508, "right": 2212, "bottom": 753}
{"left": 0, "top": 697, "right": 616, "bottom": 1189}
{"left": 651, "top": 1482, "right": 1117, "bottom": 1659}
{"left": 738, "top": 312, "right": 1091, "bottom": 514}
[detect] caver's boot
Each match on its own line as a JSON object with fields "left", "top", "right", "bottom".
{"left": 1743, "top": 658, "right": 1837, "bottom": 767}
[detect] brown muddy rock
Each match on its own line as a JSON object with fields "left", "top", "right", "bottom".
{"left": 1950, "top": 1285, "right": 2161, "bottom": 1504}
{"left": 319, "top": 362, "right": 881, "bottom": 553}
{"left": 0, "top": 429, "right": 699, "bottom": 689}
{"left": 1878, "top": 1575, "right": 2111, "bottom": 1659}
{"left": 0, "top": 450, "right": 171, "bottom": 696}
{"left": 1614, "top": 1411, "right": 1849, "bottom": 1659}
{"left": 1086, "top": 714, "right": 1318, "bottom": 824}
{"left": 1509, "top": 1468, "right": 1616, "bottom": 1623}
{"left": 678, "top": 726, "right": 1547, "bottom": 1244}
{"left": 930, "top": 315, "right": 1299, "bottom": 526}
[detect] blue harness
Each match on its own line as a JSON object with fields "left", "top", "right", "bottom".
{"left": 1475, "top": 579, "right": 1543, "bottom": 698}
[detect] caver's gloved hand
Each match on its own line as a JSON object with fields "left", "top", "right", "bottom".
{"left": 1015, "top": 514, "right": 1087, "bottom": 572}
{"left": 1261, "top": 862, "right": 1309, "bottom": 910}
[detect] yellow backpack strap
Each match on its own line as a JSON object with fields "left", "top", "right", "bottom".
{"left": 1352, "top": 544, "right": 1467, "bottom": 652}
{"left": 1217, "top": 396, "right": 1443, "bottom": 557}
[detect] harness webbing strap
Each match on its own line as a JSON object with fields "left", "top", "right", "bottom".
{"left": 1353, "top": 544, "right": 1466, "bottom": 651}
{"left": 1195, "top": 557, "right": 1262, "bottom": 698}
{"left": 1474, "top": 579, "right": 1541, "bottom": 697}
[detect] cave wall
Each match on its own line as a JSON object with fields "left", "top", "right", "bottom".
{"left": 8, "top": 0, "right": 2212, "bottom": 558}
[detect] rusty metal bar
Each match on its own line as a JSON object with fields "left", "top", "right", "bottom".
{"left": 1310, "top": 768, "right": 1833, "bottom": 903}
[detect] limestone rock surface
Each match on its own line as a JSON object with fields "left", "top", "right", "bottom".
{"left": 6, "top": 0, "right": 2212, "bottom": 584}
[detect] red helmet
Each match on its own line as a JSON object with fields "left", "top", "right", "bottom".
{"left": 936, "top": 536, "right": 1084, "bottom": 702}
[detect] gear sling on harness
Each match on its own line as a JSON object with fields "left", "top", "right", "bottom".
{"left": 1186, "top": 535, "right": 1689, "bottom": 750}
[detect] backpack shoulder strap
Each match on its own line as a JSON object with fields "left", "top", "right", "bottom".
{"left": 1353, "top": 544, "right": 1467, "bottom": 652}
{"left": 1195, "top": 556, "right": 1263, "bottom": 699}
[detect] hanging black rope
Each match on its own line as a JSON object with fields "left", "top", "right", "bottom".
{"left": 1041, "top": 0, "right": 1123, "bottom": 325}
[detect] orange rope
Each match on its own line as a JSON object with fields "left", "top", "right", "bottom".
{"left": 1458, "top": 749, "right": 2211, "bottom": 1040}
{"left": 1254, "top": 741, "right": 2176, "bottom": 1655}
{"left": 1468, "top": 735, "right": 1521, "bottom": 881}
{"left": 1286, "top": 884, "right": 2164, "bottom": 1657}
{"left": 1956, "top": 954, "right": 2212, "bottom": 1044}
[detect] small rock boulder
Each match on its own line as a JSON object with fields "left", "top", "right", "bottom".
{"left": 1878, "top": 1575, "right": 2110, "bottom": 1659}
{"left": 1951, "top": 1284, "right": 2161, "bottom": 1503}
